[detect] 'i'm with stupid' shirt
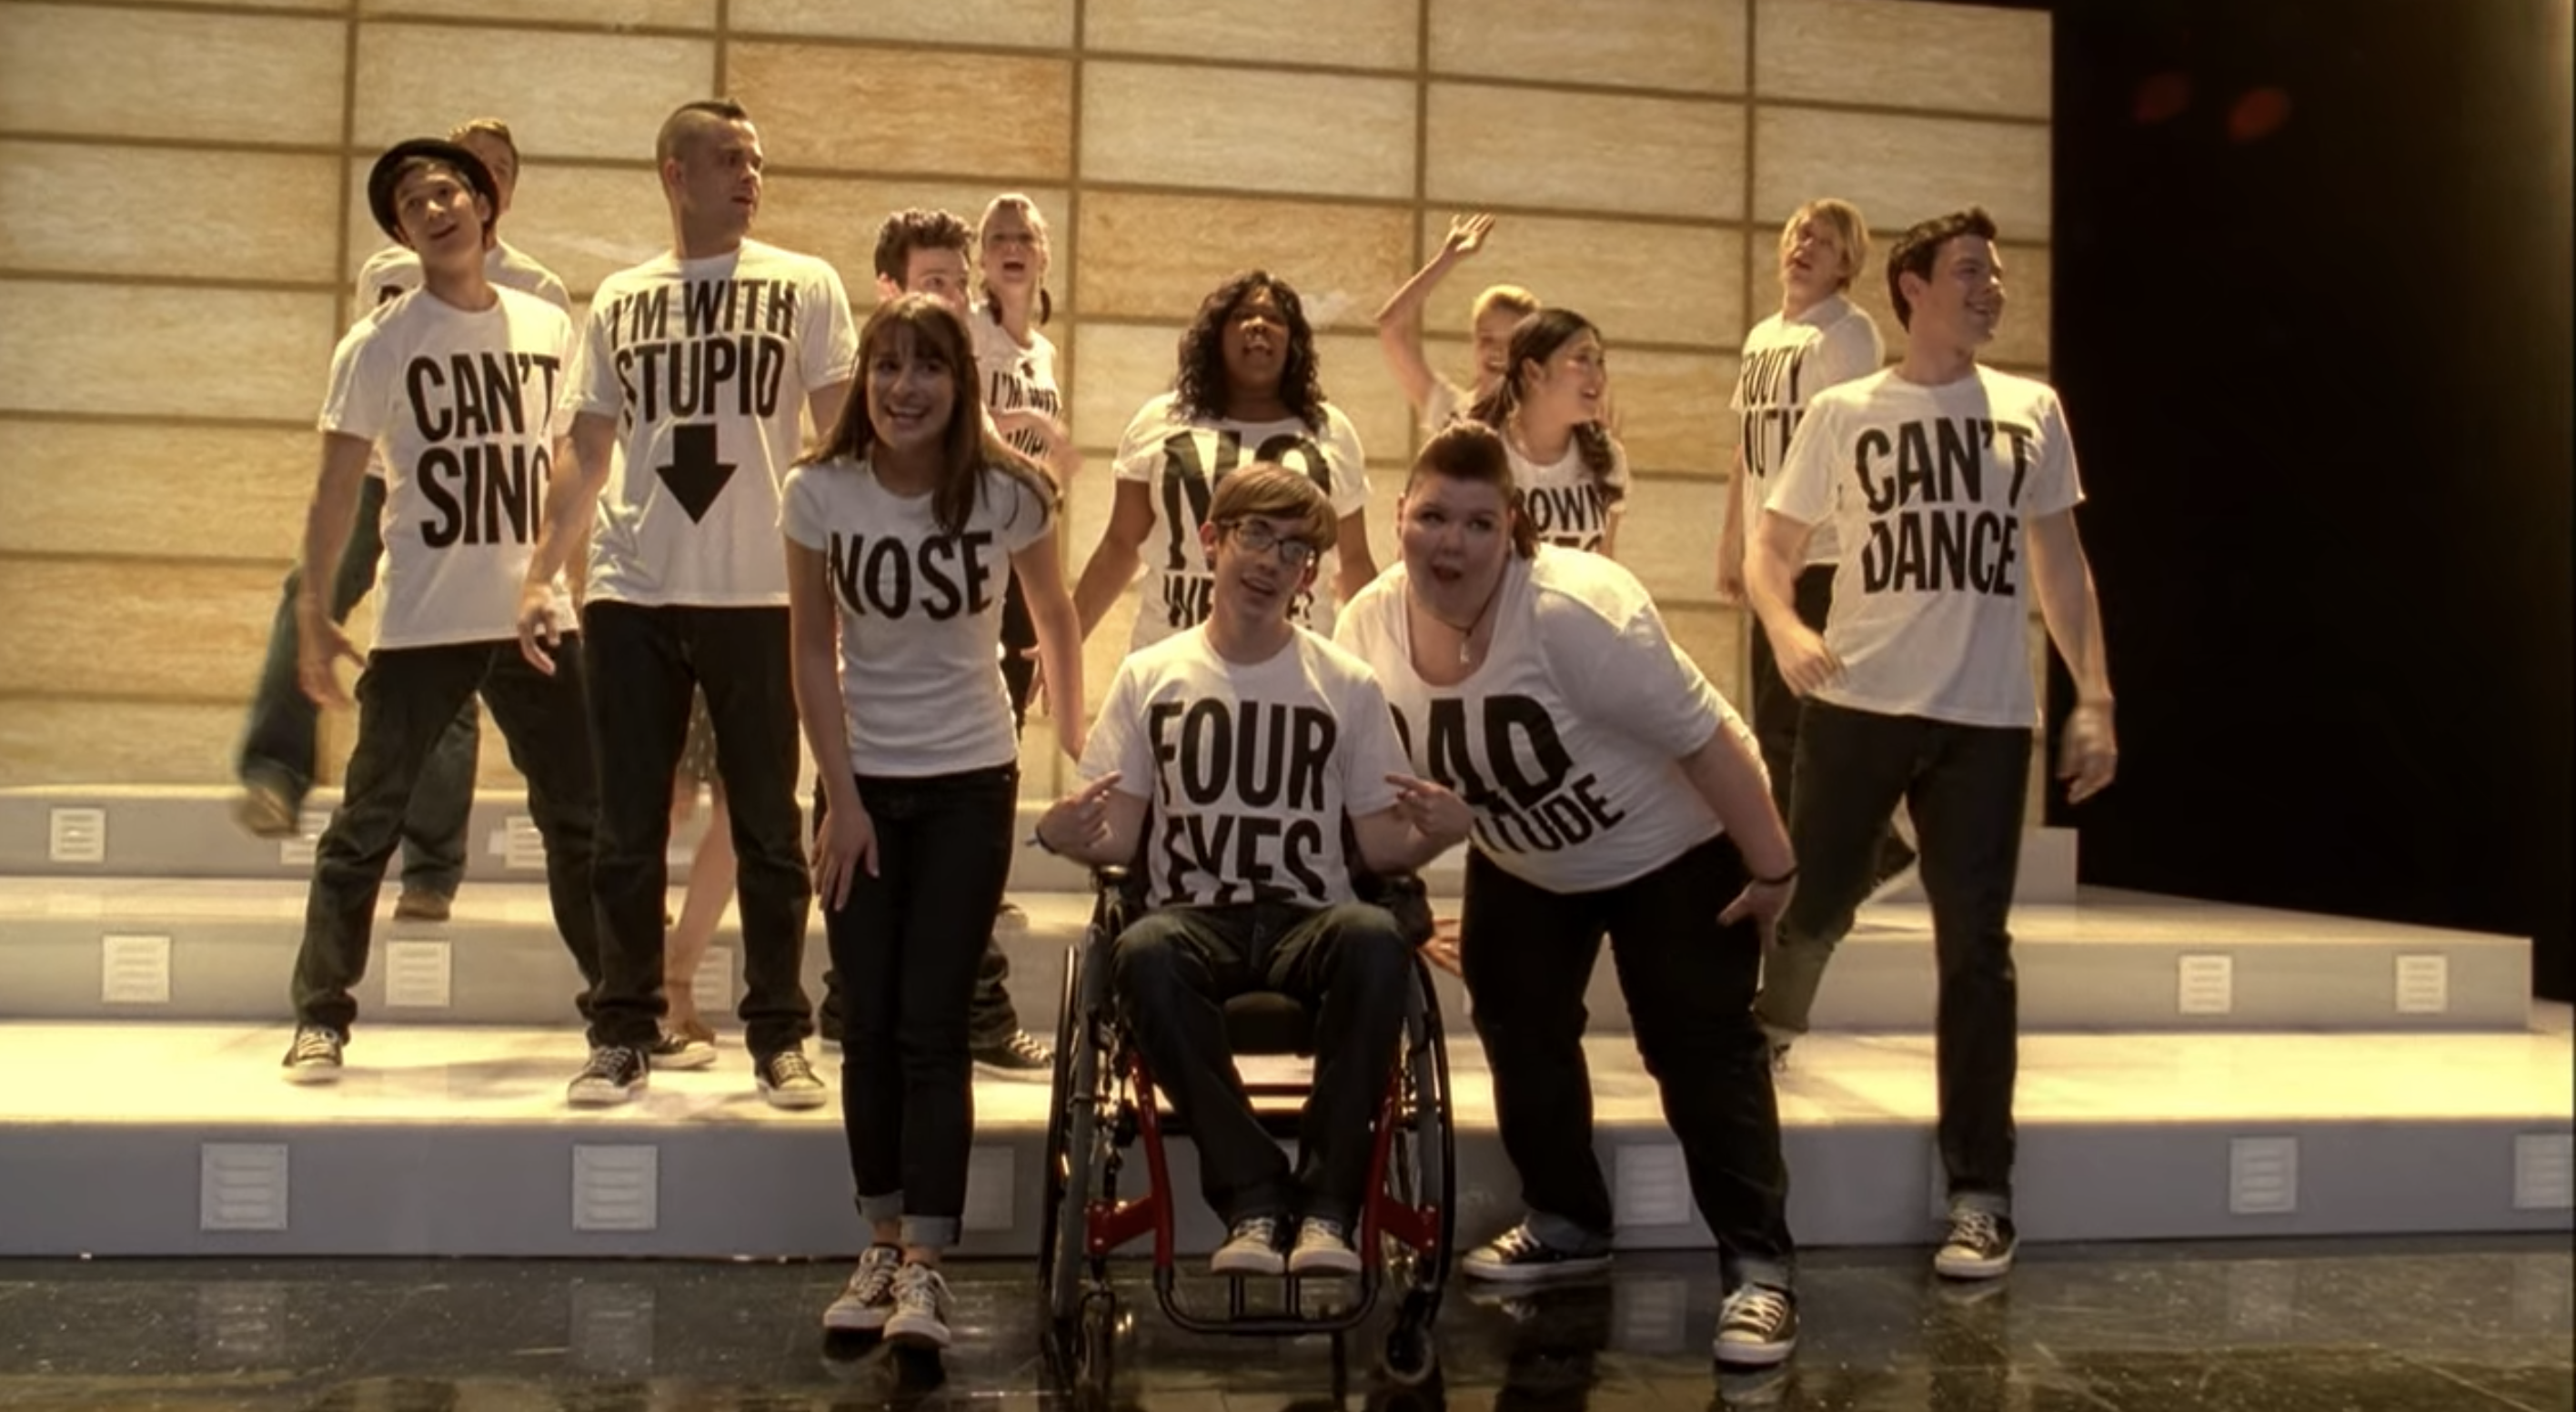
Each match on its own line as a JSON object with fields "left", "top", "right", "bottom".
{"left": 565, "top": 238, "right": 859, "bottom": 608}
{"left": 1335, "top": 547, "right": 1753, "bottom": 893}
{"left": 1732, "top": 293, "right": 1884, "bottom": 566}
{"left": 1419, "top": 381, "right": 1627, "bottom": 554}
{"left": 780, "top": 458, "right": 1054, "bottom": 777}
{"left": 317, "top": 285, "right": 575, "bottom": 649}
{"left": 1766, "top": 366, "right": 2083, "bottom": 729}
{"left": 1110, "top": 391, "right": 1370, "bottom": 651}
{"left": 1080, "top": 627, "right": 1408, "bottom": 911}
{"left": 970, "top": 306, "right": 1062, "bottom": 464}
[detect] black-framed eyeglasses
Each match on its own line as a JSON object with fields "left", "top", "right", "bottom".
{"left": 1219, "top": 518, "right": 1319, "bottom": 569}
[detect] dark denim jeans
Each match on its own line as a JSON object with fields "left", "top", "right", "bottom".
{"left": 1461, "top": 834, "right": 1795, "bottom": 1292}
{"left": 1752, "top": 698, "right": 2032, "bottom": 1206}
{"left": 287, "top": 637, "right": 599, "bottom": 1033}
{"left": 240, "top": 473, "right": 477, "bottom": 895}
{"left": 1749, "top": 563, "right": 1911, "bottom": 878}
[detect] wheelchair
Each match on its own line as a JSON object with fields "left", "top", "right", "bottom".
{"left": 1037, "top": 865, "right": 1456, "bottom": 1389}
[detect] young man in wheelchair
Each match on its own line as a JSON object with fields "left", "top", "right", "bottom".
{"left": 1035, "top": 464, "right": 1471, "bottom": 1278}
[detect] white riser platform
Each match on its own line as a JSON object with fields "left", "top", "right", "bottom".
{"left": 0, "top": 1020, "right": 2564, "bottom": 1257}
{"left": 0, "top": 881, "right": 2531, "bottom": 1034}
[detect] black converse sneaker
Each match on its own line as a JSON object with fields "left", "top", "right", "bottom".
{"left": 971, "top": 1029, "right": 1053, "bottom": 1079}
{"left": 1932, "top": 1207, "right": 2018, "bottom": 1280}
{"left": 823, "top": 1245, "right": 902, "bottom": 1333}
{"left": 281, "top": 1025, "right": 345, "bottom": 1084}
{"left": 567, "top": 1044, "right": 648, "bottom": 1106}
{"left": 1713, "top": 1283, "right": 1798, "bottom": 1367}
{"left": 1460, "top": 1220, "right": 1613, "bottom": 1284}
{"left": 756, "top": 1047, "right": 828, "bottom": 1110}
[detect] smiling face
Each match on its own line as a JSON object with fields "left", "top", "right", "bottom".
{"left": 390, "top": 161, "right": 492, "bottom": 263}
{"left": 666, "top": 117, "right": 763, "bottom": 242}
{"left": 1521, "top": 327, "right": 1607, "bottom": 429}
{"left": 1904, "top": 234, "right": 2008, "bottom": 351}
{"left": 900, "top": 246, "right": 971, "bottom": 317}
{"left": 863, "top": 321, "right": 959, "bottom": 464}
{"left": 1470, "top": 304, "right": 1524, "bottom": 393}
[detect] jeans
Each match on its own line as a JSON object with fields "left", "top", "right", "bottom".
{"left": 1461, "top": 835, "right": 1795, "bottom": 1291}
{"left": 240, "top": 473, "right": 478, "bottom": 896}
{"left": 827, "top": 766, "right": 1019, "bottom": 1253}
{"left": 287, "top": 638, "right": 599, "bottom": 1033}
{"left": 581, "top": 601, "right": 811, "bottom": 1057}
{"left": 1110, "top": 900, "right": 1412, "bottom": 1227}
{"left": 1752, "top": 698, "right": 2031, "bottom": 1207}
{"left": 1749, "top": 563, "right": 1913, "bottom": 880}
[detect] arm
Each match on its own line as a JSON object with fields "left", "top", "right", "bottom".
{"left": 1011, "top": 530, "right": 1088, "bottom": 761}
{"left": 1676, "top": 718, "right": 1802, "bottom": 934}
{"left": 1333, "top": 509, "right": 1379, "bottom": 604}
{"left": 787, "top": 536, "right": 875, "bottom": 906}
{"left": 808, "top": 378, "right": 853, "bottom": 443}
{"left": 2025, "top": 508, "right": 2118, "bottom": 802}
{"left": 1374, "top": 214, "right": 1494, "bottom": 414}
{"left": 1744, "top": 509, "right": 1837, "bottom": 694}
{"left": 1715, "top": 445, "right": 1746, "bottom": 600}
{"left": 293, "top": 432, "right": 377, "bottom": 709}
{"left": 518, "top": 411, "right": 617, "bottom": 671}
{"left": 1038, "top": 775, "right": 1149, "bottom": 869}
{"left": 1072, "top": 478, "right": 1155, "bottom": 640}
{"left": 1349, "top": 775, "right": 1472, "bottom": 876}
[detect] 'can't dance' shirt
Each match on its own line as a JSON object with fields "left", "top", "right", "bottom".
{"left": 1766, "top": 366, "right": 2083, "bottom": 729}
{"left": 780, "top": 459, "right": 1054, "bottom": 777}
{"left": 1080, "top": 627, "right": 1407, "bottom": 911}
{"left": 566, "top": 239, "right": 858, "bottom": 608}
{"left": 1336, "top": 547, "right": 1750, "bottom": 893}
{"left": 1732, "top": 293, "right": 1883, "bottom": 566}
{"left": 317, "top": 285, "right": 575, "bottom": 650}
{"left": 1110, "top": 392, "right": 1370, "bottom": 651}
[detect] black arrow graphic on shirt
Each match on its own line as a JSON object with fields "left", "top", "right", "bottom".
{"left": 658, "top": 423, "right": 735, "bottom": 523}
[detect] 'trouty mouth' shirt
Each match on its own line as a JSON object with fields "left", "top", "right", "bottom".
{"left": 780, "top": 457, "right": 1054, "bottom": 777}
{"left": 1110, "top": 391, "right": 1370, "bottom": 651}
{"left": 565, "top": 238, "right": 859, "bottom": 608}
{"left": 317, "top": 285, "right": 575, "bottom": 650}
{"left": 1080, "top": 626, "right": 1408, "bottom": 911}
{"left": 1335, "top": 546, "right": 1750, "bottom": 893}
{"left": 969, "top": 306, "right": 1062, "bottom": 464}
{"left": 1766, "top": 365, "right": 2084, "bottom": 729}
{"left": 1731, "top": 293, "right": 1884, "bottom": 566}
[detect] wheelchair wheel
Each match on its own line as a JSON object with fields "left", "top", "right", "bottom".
{"left": 1381, "top": 1313, "right": 1439, "bottom": 1387}
{"left": 1384, "top": 956, "right": 1457, "bottom": 1297}
{"left": 1039, "top": 942, "right": 1104, "bottom": 1326}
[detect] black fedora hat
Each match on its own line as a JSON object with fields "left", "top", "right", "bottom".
{"left": 367, "top": 138, "right": 500, "bottom": 244}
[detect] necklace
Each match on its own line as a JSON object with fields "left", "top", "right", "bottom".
{"left": 1414, "top": 572, "right": 1504, "bottom": 667}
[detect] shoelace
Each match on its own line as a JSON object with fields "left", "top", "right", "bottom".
{"left": 892, "top": 1262, "right": 945, "bottom": 1313}
{"left": 290, "top": 1029, "right": 338, "bottom": 1062}
{"left": 1300, "top": 1218, "right": 1349, "bottom": 1248}
{"left": 767, "top": 1051, "right": 816, "bottom": 1084}
{"left": 1230, "top": 1216, "right": 1280, "bottom": 1248}
{"left": 1723, "top": 1285, "right": 1792, "bottom": 1334}
{"left": 585, "top": 1045, "right": 641, "bottom": 1077}
{"left": 1003, "top": 1032, "right": 1051, "bottom": 1064}
{"left": 1490, "top": 1224, "right": 1545, "bottom": 1260}
{"left": 844, "top": 1249, "right": 899, "bottom": 1304}
{"left": 1949, "top": 1209, "right": 2003, "bottom": 1250}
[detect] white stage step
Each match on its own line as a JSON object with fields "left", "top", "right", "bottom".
{"left": 0, "top": 1016, "right": 2564, "bottom": 1258}
{"left": 0, "top": 878, "right": 2532, "bottom": 1034}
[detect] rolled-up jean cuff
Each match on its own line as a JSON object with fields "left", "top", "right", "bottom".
{"left": 858, "top": 1190, "right": 904, "bottom": 1225}
{"left": 901, "top": 1215, "right": 960, "bottom": 1253}
{"left": 1527, "top": 1208, "right": 1613, "bottom": 1256}
{"left": 1950, "top": 1189, "right": 2012, "bottom": 1218}
{"left": 1729, "top": 1257, "right": 1795, "bottom": 1294}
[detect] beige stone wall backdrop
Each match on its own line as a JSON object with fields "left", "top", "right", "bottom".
{"left": 0, "top": 0, "right": 2050, "bottom": 792}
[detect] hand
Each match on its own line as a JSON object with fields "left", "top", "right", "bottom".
{"left": 1718, "top": 872, "right": 1796, "bottom": 946}
{"left": 812, "top": 791, "right": 879, "bottom": 911}
{"left": 1714, "top": 536, "right": 1746, "bottom": 604}
{"left": 515, "top": 581, "right": 564, "bottom": 676}
{"left": 1419, "top": 915, "right": 1464, "bottom": 977}
{"left": 1040, "top": 772, "right": 1124, "bottom": 859}
{"left": 1441, "top": 213, "right": 1495, "bottom": 258}
{"left": 1021, "top": 644, "right": 1048, "bottom": 721}
{"left": 1770, "top": 622, "right": 1842, "bottom": 697}
{"left": 296, "top": 606, "right": 363, "bottom": 710}
{"left": 1387, "top": 772, "right": 1472, "bottom": 848}
{"left": 2058, "top": 700, "right": 2118, "bottom": 803}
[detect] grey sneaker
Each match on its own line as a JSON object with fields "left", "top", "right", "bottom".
{"left": 568, "top": 1045, "right": 648, "bottom": 1106}
{"left": 281, "top": 1024, "right": 344, "bottom": 1084}
{"left": 882, "top": 1261, "right": 953, "bottom": 1348}
{"left": 1713, "top": 1283, "right": 1798, "bottom": 1367}
{"left": 1211, "top": 1215, "right": 1285, "bottom": 1276}
{"left": 822, "top": 1245, "right": 902, "bottom": 1332}
{"left": 756, "top": 1047, "right": 828, "bottom": 1110}
{"left": 1287, "top": 1216, "right": 1362, "bottom": 1276}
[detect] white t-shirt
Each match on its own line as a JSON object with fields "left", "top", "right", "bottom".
{"left": 317, "top": 286, "right": 576, "bottom": 651}
{"left": 1419, "top": 378, "right": 1466, "bottom": 435}
{"left": 1508, "top": 431, "right": 1630, "bottom": 554}
{"left": 357, "top": 241, "right": 570, "bottom": 315}
{"left": 1081, "top": 628, "right": 1408, "bottom": 911}
{"left": 969, "top": 306, "right": 1062, "bottom": 463}
{"left": 780, "top": 458, "right": 1053, "bottom": 777}
{"left": 1732, "top": 294, "right": 1884, "bottom": 566}
{"left": 1336, "top": 548, "right": 1748, "bottom": 893}
{"left": 1111, "top": 391, "right": 1370, "bottom": 650}
{"left": 1766, "top": 366, "right": 2084, "bottom": 729}
{"left": 565, "top": 238, "right": 859, "bottom": 608}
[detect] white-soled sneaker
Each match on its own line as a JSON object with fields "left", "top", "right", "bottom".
{"left": 971, "top": 1028, "right": 1054, "bottom": 1079}
{"left": 649, "top": 1022, "right": 719, "bottom": 1072}
{"left": 281, "top": 1024, "right": 345, "bottom": 1084}
{"left": 1932, "top": 1208, "right": 2018, "bottom": 1280}
{"left": 1713, "top": 1283, "right": 1798, "bottom": 1367}
{"left": 567, "top": 1044, "right": 648, "bottom": 1106}
{"left": 1460, "top": 1221, "right": 1612, "bottom": 1284}
{"left": 1210, "top": 1215, "right": 1285, "bottom": 1276}
{"left": 1287, "top": 1216, "right": 1363, "bottom": 1276}
{"left": 823, "top": 1245, "right": 903, "bottom": 1333}
{"left": 756, "top": 1047, "right": 828, "bottom": 1110}
{"left": 881, "top": 1262, "right": 953, "bottom": 1348}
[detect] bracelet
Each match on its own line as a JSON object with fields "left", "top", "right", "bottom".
{"left": 1025, "top": 830, "right": 1062, "bottom": 856}
{"left": 1751, "top": 865, "right": 1798, "bottom": 887}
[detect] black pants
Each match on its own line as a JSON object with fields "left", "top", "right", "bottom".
{"left": 1111, "top": 901, "right": 1412, "bottom": 1227}
{"left": 1750, "top": 564, "right": 1913, "bottom": 879}
{"left": 1462, "top": 835, "right": 1794, "bottom": 1290}
{"left": 581, "top": 601, "right": 810, "bottom": 1057}
{"left": 241, "top": 472, "right": 477, "bottom": 896}
{"left": 288, "top": 638, "right": 598, "bottom": 1032}
{"left": 827, "top": 766, "right": 1018, "bottom": 1252}
{"left": 1752, "top": 699, "right": 2031, "bottom": 1205}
